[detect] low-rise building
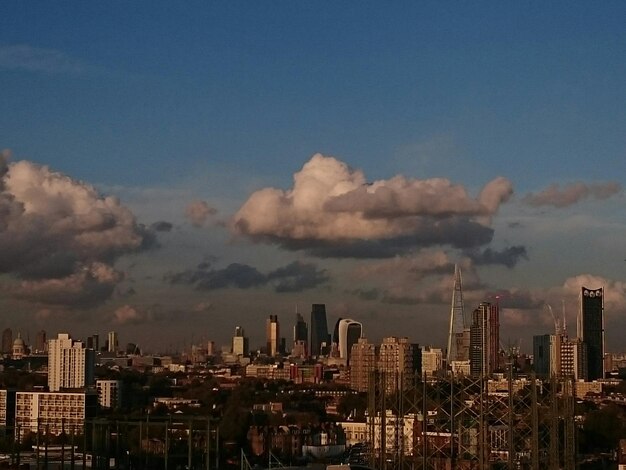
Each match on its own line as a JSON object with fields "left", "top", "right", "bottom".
{"left": 14, "top": 391, "right": 97, "bottom": 437}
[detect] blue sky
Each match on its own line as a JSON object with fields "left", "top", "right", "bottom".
{"left": 1, "top": 2, "right": 625, "bottom": 352}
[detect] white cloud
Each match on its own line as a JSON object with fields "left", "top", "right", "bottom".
{"left": 233, "top": 154, "right": 512, "bottom": 255}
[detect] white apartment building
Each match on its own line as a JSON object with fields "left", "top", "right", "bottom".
{"left": 15, "top": 391, "right": 97, "bottom": 437}
{"left": 48, "top": 333, "right": 95, "bottom": 392}
{"left": 96, "top": 380, "right": 122, "bottom": 409}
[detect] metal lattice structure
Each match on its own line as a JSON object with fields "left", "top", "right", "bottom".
{"left": 367, "top": 368, "right": 576, "bottom": 470}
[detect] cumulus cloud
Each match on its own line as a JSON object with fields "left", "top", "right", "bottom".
{"left": 10, "top": 263, "right": 123, "bottom": 308}
{"left": 112, "top": 304, "right": 151, "bottom": 325}
{"left": 185, "top": 201, "right": 217, "bottom": 227}
{"left": 233, "top": 154, "right": 512, "bottom": 257}
{"left": 166, "top": 260, "right": 329, "bottom": 293}
{"left": 524, "top": 181, "right": 621, "bottom": 208}
{"left": 0, "top": 152, "right": 154, "bottom": 307}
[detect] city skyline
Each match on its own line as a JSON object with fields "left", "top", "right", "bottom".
{"left": 1, "top": 2, "right": 626, "bottom": 352}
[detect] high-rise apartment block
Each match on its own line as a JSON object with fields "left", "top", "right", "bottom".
{"left": 266, "top": 315, "right": 280, "bottom": 357}
{"left": 48, "top": 333, "right": 95, "bottom": 392}
{"left": 560, "top": 337, "right": 587, "bottom": 380}
{"left": 350, "top": 338, "right": 377, "bottom": 392}
{"left": 378, "top": 337, "right": 421, "bottom": 392}
{"left": 96, "top": 379, "right": 122, "bottom": 409}
{"left": 310, "top": 304, "right": 330, "bottom": 357}
{"left": 578, "top": 287, "right": 604, "bottom": 380}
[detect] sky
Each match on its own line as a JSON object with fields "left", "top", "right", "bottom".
{"left": 1, "top": 2, "right": 626, "bottom": 354}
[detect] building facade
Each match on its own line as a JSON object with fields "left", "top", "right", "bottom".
{"left": 107, "top": 331, "right": 118, "bottom": 353}
{"left": 266, "top": 315, "right": 280, "bottom": 357}
{"left": 378, "top": 337, "right": 421, "bottom": 393}
{"left": 469, "top": 302, "right": 500, "bottom": 377}
{"left": 338, "top": 319, "right": 363, "bottom": 362}
{"left": 310, "top": 304, "right": 330, "bottom": 357}
{"left": 232, "top": 326, "right": 249, "bottom": 356}
{"left": 14, "top": 391, "right": 97, "bottom": 437}
{"left": 579, "top": 287, "right": 604, "bottom": 380}
{"left": 48, "top": 333, "right": 95, "bottom": 392}
{"left": 96, "top": 380, "right": 122, "bottom": 409}
{"left": 350, "top": 338, "right": 377, "bottom": 392}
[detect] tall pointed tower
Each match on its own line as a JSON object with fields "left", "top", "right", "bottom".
{"left": 446, "top": 264, "right": 467, "bottom": 366}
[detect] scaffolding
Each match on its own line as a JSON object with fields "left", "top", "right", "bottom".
{"left": 366, "top": 369, "right": 576, "bottom": 470}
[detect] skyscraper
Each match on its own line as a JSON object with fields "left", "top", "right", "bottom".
{"left": 578, "top": 287, "right": 604, "bottom": 380}
{"left": 293, "top": 313, "right": 308, "bottom": 356}
{"left": 107, "top": 331, "right": 118, "bottom": 353}
{"left": 533, "top": 334, "right": 562, "bottom": 378}
{"left": 232, "top": 326, "right": 249, "bottom": 357}
{"left": 35, "top": 330, "right": 47, "bottom": 354}
{"left": 469, "top": 302, "right": 500, "bottom": 377}
{"left": 48, "top": 333, "right": 95, "bottom": 392}
{"left": 2, "top": 328, "right": 13, "bottom": 355}
{"left": 337, "top": 319, "right": 363, "bottom": 362}
{"left": 310, "top": 304, "right": 329, "bottom": 357}
{"left": 266, "top": 315, "right": 280, "bottom": 357}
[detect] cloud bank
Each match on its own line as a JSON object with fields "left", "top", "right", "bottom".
{"left": 166, "top": 260, "right": 329, "bottom": 293}
{"left": 234, "top": 154, "right": 513, "bottom": 257}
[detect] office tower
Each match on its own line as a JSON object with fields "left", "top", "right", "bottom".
{"left": 533, "top": 334, "right": 562, "bottom": 378}
{"left": 107, "top": 331, "right": 118, "bottom": 353}
{"left": 266, "top": 315, "right": 280, "bottom": 357}
{"left": 560, "top": 337, "right": 587, "bottom": 380}
{"left": 2, "top": 328, "right": 12, "bottom": 354}
{"left": 350, "top": 338, "right": 377, "bottom": 392}
{"left": 293, "top": 313, "right": 308, "bottom": 356}
{"left": 232, "top": 326, "right": 249, "bottom": 356}
{"left": 35, "top": 330, "right": 46, "bottom": 353}
{"left": 310, "top": 304, "right": 330, "bottom": 357}
{"left": 207, "top": 341, "right": 215, "bottom": 356}
{"left": 87, "top": 334, "right": 100, "bottom": 352}
{"left": 48, "top": 333, "right": 95, "bottom": 392}
{"left": 469, "top": 302, "right": 500, "bottom": 377}
{"left": 338, "top": 319, "right": 363, "bottom": 362}
{"left": 378, "top": 337, "right": 421, "bottom": 393}
{"left": 578, "top": 287, "right": 604, "bottom": 380}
